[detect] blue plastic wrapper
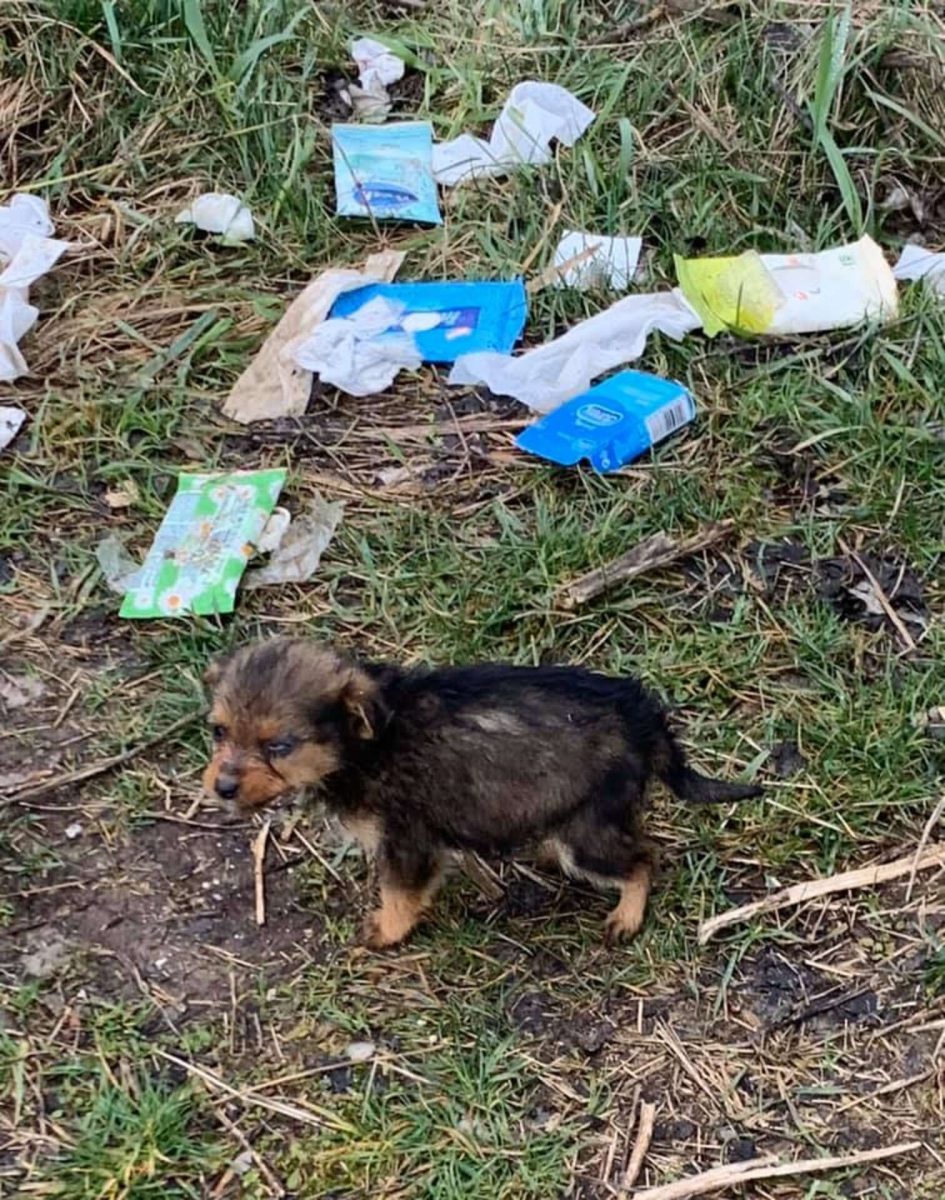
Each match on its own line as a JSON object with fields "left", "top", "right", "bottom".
{"left": 330, "top": 280, "right": 528, "bottom": 362}
{"left": 515, "top": 369, "right": 695, "bottom": 473}
{"left": 332, "top": 122, "right": 441, "bottom": 225}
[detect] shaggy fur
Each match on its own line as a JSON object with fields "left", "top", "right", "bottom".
{"left": 203, "top": 638, "right": 761, "bottom": 948}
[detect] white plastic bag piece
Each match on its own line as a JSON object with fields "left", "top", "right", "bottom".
{"left": 292, "top": 296, "right": 422, "bottom": 397}
{"left": 0, "top": 406, "right": 26, "bottom": 451}
{"left": 0, "top": 194, "right": 55, "bottom": 260}
{"left": 552, "top": 230, "right": 642, "bottom": 291}
{"left": 245, "top": 495, "right": 343, "bottom": 588}
{"left": 893, "top": 243, "right": 945, "bottom": 297}
{"left": 350, "top": 37, "right": 404, "bottom": 92}
{"left": 433, "top": 81, "right": 595, "bottom": 186}
{"left": 95, "top": 534, "right": 142, "bottom": 595}
{"left": 175, "top": 193, "right": 255, "bottom": 242}
{"left": 449, "top": 290, "right": 701, "bottom": 413}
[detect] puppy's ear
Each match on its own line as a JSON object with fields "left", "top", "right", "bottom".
{"left": 339, "top": 667, "right": 386, "bottom": 740}
{"left": 203, "top": 653, "right": 231, "bottom": 690}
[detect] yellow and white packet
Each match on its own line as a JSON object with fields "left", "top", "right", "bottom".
{"left": 675, "top": 235, "right": 897, "bottom": 336}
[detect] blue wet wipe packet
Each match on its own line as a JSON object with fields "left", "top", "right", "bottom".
{"left": 332, "top": 122, "right": 441, "bottom": 225}
{"left": 516, "top": 370, "right": 696, "bottom": 473}
{"left": 331, "top": 280, "right": 528, "bottom": 362}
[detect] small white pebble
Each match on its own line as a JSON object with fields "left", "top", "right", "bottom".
{"left": 64, "top": 822, "right": 83, "bottom": 840}
{"left": 345, "top": 1040, "right": 376, "bottom": 1062}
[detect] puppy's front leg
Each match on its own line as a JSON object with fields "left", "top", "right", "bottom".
{"left": 362, "top": 834, "right": 443, "bottom": 951}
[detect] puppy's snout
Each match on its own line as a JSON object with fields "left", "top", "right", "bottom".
{"left": 214, "top": 775, "right": 239, "bottom": 801}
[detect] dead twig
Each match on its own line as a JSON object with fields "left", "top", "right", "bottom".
{"left": 907, "top": 795, "right": 945, "bottom": 902}
{"left": 620, "top": 1100, "right": 656, "bottom": 1194}
{"left": 0, "top": 712, "right": 201, "bottom": 805}
{"left": 155, "top": 1050, "right": 328, "bottom": 1128}
{"left": 213, "top": 1104, "right": 285, "bottom": 1197}
{"left": 555, "top": 521, "right": 736, "bottom": 610}
{"left": 253, "top": 819, "right": 272, "bottom": 927}
{"left": 630, "top": 1140, "right": 921, "bottom": 1200}
{"left": 699, "top": 843, "right": 945, "bottom": 945}
{"left": 838, "top": 536, "right": 917, "bottom": 652}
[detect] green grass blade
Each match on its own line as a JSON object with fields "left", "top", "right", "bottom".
{"left": 182, "top": 0, "right": 220, "bottom": 79}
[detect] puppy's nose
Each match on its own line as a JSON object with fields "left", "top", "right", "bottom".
{"left": 215, "top": 777, "right": 239, "bottom": 801}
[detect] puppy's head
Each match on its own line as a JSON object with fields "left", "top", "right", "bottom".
{"left": 201, "top": 639, "right": 381, "bottom": 813}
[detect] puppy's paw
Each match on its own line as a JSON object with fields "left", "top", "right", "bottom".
{"left": 360, "top": 909, "right": 408, "bottom": 951}
{"left": 603, "top": 908, "right": 644, "bottom": 945}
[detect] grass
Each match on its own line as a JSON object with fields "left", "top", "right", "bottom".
{"left": 2, "top": 0, "right": 945, "bottom": 1196}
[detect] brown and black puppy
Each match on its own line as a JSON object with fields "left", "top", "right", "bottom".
{"left": 203, "top": 638, "right": 760, "bottom": 949}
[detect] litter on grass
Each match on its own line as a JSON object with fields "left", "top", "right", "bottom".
{"left": 244, "top": 494, "right": 344, "bottom": 588}
{"left": 223, "top": 249, "right": 404, "bottom": 423}
{"left": 118, "top": 469, "right": 286, "bottom": 619}
{"left": 452, "top": 235, "right": 901, "bottom": 411}
{"left": 893, "top": 243, "right": 945, "bottom": 296}
{"left": 257, "top": 506, "right": 291, "bottom": 554}
{"left": 95, "top": 533, "right": 142, "bottom": 596}
{"left": 0, "top": 194, "right": 54, "bottom": 257}
{"left": 348, "top": 36, "right": 405, "bottom": 122}
{"left": 0, "top": 194, "right": 70, "bottom": 382}
{"left": 0, "top": 406, "right": 26, "bottom": 451}
{"left": 516, "top": 369, "right": 695, "bottom": 472}
{"left": 449, "top": 290, "right": 701, "bottom": 412}
{"left": 432, "top": 81, "right": 594, "bottom": 186}
{"left": 175, "top": 193, "right": 255, "bottom": 243}
{"left": 292, "top": 295, "right": 422, "bottom": 397}
{"left": 675, "top": 235, "right": 897, "bottom": 335}
{"left": 333, "top": 123, "right": 440, "bottom": 224}
{"left": 551, "top": 231, "right": 642, "bottom": 291}
{"left": 330, "top": 279, "right": 528, "bottom": 360}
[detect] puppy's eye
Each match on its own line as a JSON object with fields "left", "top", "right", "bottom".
{"left": 265, "top": 738, "right": 296, "bottom": 759}
{"left": 211, "top": 724, "right": 227, "bottom": 743}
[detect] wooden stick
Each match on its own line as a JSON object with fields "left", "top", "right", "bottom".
{"left": 907, "top": 795, "right": 945, "bottom": 902}
{"left": 213, "top": 1104, "right": 285, "bottom": 1197}
{"left": 528, "top": 241, "right": 601, "bottom": 293}
{"left": 630, "top": 1140, "right": 921, "bottom": 1200}
{"left": 1, "top": 712, "right": 201, "bottom": 805}
{"left": 556, "top": 521, "right": 735, "bottom": 610}
{"left": 620, "top": 1100, "right": 656, "bottom": 1194}
{"left": 838, "top": 537, "right": 917, "bottom": 652}
{"left": 155, "top": 1050, "right": 326, "bottom": 1128}
{"left": 253, "top": 819, "right": 271, "bottom": 927}
{"left": 699, "top": 844, "right": 945, "bottom": 945}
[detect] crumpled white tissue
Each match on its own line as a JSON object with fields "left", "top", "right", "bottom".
{"left": 552, "top": 230, "right": 643, "bottom": 291}
{"left": 175, "top": 192, "right": 255, "bottom": 242}
{"left": 0, "top": 194, "right": 55, "bottom": 260}
{"left": 348, "top": 37, "right": 405, "bottom": 122}
{"left": 433, "top": 81, "right": 595, "bottom": 186}
{"left": 449, "top": 290, "right": 701, "bottom": 413}
{"left": 292, "top": 295, "right": 422, "bottom": 397}
{"left": 893, "top": 243, "right": 945, "bottom": 296}
{"left": 351, "top": 37, "right": 404, "bottom": 93}
{"left": 0, "top": 195, "right": 70, "bottom": 383}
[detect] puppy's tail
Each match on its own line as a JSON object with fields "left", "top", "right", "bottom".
{"left": 654, "top": 728, "right": 761, "bottom": 805}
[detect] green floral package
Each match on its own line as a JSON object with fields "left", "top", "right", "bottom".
{"left": 119, "top": 469, "right": 287, "bottom": 619}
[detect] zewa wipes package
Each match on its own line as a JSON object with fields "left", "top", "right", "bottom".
{"left": 516, "top": 370, "right": 695, "bottom": 473}
{"left": 675, "top": 235, "right": 897, "bottom": 336}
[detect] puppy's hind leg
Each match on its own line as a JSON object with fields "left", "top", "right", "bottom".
{"left": 555, "top": 808, "right": 657, "bottom": 944}
{"left": 362, "top": 831, "right": 443, "bottom": 951}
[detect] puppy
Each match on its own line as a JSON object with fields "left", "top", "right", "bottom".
{"left": 202, "top": 638, "right": 760, "bottom": 949}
